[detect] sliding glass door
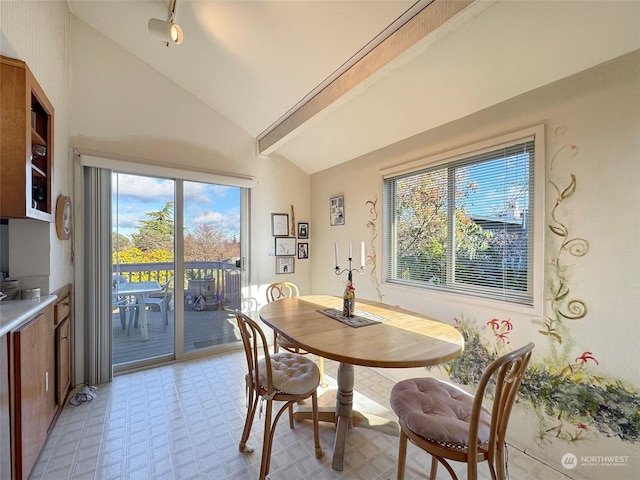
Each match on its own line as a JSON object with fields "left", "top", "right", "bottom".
{"left": 182, "top": 181, "right": 242, "bottom": 354}
{"left": 111, "top": 173, "right": 243, "bottom": 371}
{"left": 112, "top": 173, "right": 176, "bottom": 367}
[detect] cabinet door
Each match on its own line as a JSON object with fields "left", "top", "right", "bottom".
{"left": 0, "top": 335, "right": 10, "bottom": 480}
{"left": 55, "top": 317, "right": 71, "bottom": 406}
{"left": 0, "top": 56, "right": 54, "bottom": 221}
{"left": 13, "top": 306, "right": 54, "bottom": 480}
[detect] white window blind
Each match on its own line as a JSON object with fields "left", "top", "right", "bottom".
{"left": 383, "top": 127, "right": 543, "bottom": 308}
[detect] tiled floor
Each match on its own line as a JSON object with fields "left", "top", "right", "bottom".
{"left": 32, "top": 349, "right": 570, "bottom": 480}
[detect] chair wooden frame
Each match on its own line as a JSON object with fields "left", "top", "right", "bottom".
{"left": 266, "top": 282, "right": 327, "bottom": 387}
{"left": 393, "top": 342, "right": 535, "bottom": 480}
{"left": 235, "top": 310, "right": 323, "bottom": 480}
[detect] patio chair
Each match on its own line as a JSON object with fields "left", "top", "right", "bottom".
{"left": 128, "top": 277, "right": 174, "bottom": 335}
{"left": 235, "top": 310, "right": 323, "bottom": 480}
{"left": 390, "top": 342, "right": 535, "bottom": 480}
{"left": 266, "top": 282, "right": 327, "bottom": 387}
{"left": 112, "top": 274, "right": 133, "bottom": 330}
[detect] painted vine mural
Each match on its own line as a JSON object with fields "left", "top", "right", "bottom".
{"left": 365, "top": 198, "right": 383, "bottom": 302}
{"left": 428, "top": 129, "right": 640, "bottom": 445}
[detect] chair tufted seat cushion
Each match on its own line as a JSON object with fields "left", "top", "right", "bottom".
{"left": 390, "top": 377, "right": 491, "bottom": 447}
{"left": 259, "top": 351, "right": 320, "bottom": 395}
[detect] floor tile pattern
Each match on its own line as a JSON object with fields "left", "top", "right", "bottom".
{"left": 32, "top": 349, "right": 570, "bottom": 479}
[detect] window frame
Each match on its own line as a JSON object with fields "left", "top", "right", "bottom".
{"left": 381, "top": 125, "right": 545, "bottom": 314}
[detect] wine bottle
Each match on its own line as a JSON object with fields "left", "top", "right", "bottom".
{"left": 342, "top": 280, "right": 355, "bottom": 317}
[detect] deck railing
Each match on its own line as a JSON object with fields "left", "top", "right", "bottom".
{"left": 113, "top": 261, "right": 241, "bottom": 310}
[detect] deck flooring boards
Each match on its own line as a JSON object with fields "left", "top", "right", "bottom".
{"left": 112, "top": 307, "right": 241, "bottom": 365}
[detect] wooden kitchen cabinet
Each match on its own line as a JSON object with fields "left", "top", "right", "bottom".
{"left": 53, "top": 287, "right": 73, "bottom": 410}
{"left": 3, "top": 287, "right": 73, "bottom": 479}
{"left": 11, "top": 304, "right": 55, "bottom": 480}
{"left": 1, "top": 335, "right": 10, "bottom": 480}
{"left": 0, "top": 55, "right": 54, "bottom": 221}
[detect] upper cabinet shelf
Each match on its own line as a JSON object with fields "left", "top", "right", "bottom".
{"left": 0, "top": 55, "right": 54, "bottom": 221}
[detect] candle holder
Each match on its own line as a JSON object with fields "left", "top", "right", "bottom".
{"left": 334, "top": 256, "right": 366, "bottom": 283}
{"left": 335, "top": 257, "right": 365, "bottom": 317}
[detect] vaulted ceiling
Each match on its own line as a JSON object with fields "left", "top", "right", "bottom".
{"left": 68, "top": 0, "right": 640, "bottom": 174}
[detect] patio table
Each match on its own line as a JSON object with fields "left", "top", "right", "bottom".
{"left": 115, "top": 281, "right": 162, "bottom": 341}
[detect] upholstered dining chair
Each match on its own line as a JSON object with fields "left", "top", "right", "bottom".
{"left": 390, "top": 342, "right": 535, "bottom": 480}
{"left": 235, "top": 310, "right": 323, "bottom": 480}
{"left": 266, "top": 282, "right": 327, "bottom": 387}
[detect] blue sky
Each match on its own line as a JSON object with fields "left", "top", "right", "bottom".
{"left": 112, "top": 173, "right": 240, "bottom": 239}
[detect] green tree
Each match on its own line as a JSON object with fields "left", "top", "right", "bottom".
{"left": 112, "top": 232, "right": 132, "bottom": 251}
{"left": 131, "top": 202, "right": 174, "bottom": 252}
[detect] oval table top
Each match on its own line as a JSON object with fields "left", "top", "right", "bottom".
{"left": 259, "top": 295, "right": 464, "bottom": 368}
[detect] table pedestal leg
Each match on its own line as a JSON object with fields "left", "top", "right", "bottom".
{"left": 332, "top": 362, "right": 354, "bottom": 470}
{"left": 292, "top": 362, "right": 399, "bottom": 471}
{"left": 136, "top": 294, "right": 148, "bottom": 341}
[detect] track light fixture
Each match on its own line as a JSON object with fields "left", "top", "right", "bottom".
{"left": 148, "top": 0, "right": 183, "bottom": 45}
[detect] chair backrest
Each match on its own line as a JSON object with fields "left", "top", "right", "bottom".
{"left": 469, "top": 342, "right": 534, "bottom": 477}
{"left": 266, "top": 282, "right": 299, "bottom": 303}
{"left": 162, "top": 276, "right": 174, "bottom": 294}
{"left": 112, "top": 274, "right": 128, "bottom": 304}
{"left": 235, "top": 310, "right": 275, "bottom": 396}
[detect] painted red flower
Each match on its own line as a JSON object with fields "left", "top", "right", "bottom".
{"left": 501, "top": 319, "right": 513, "bottom": 331}
{"left": 577, "top": 423, "right": 588, "bottom": 430}
{"left": 575, "top": 351, "right": 599, "bottom": 365}
{"left": 487, "top": 318, "right": 500, "bottom": 330}
{"left": 496, "top": 332, "right": 511, "bottom": 345}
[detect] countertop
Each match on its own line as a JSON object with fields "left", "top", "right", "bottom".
{"left": 0, "top": 295, "right": 58, "bottom": 337}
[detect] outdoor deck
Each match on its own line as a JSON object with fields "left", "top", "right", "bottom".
{"left": 112, "top": 306, "right": 242, "bottom": 365}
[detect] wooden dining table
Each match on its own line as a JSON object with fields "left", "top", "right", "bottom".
{"left": 259, "top": 294, "right": 464, "bottom": 471}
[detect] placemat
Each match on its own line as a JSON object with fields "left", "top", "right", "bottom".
{"left": 317, "top": 308, "right": 388, "bottom": 328}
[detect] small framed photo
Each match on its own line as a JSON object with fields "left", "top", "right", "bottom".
{"left": 297, "top": 242, "right": 309, "bottom": 259}
{"left": 275, "top": 237, "right": 296, "bottom": 256}
{"left": 297, "top": 222, "right": 309, "bottom": 239}
{"left": 330, "top": 195, "right": 345, "bottom": 226}
{"left": 271, "top": 213, "right": 289, "bottom": 236}
{"left": 276, "top": 256, "right": 295, "bottom": 274}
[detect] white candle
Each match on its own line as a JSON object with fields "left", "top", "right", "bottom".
{"left": 361, "top": 242, "right": 366, "bottom": 268}
{"left": 334, "top": 242, "right": 339, "bottom": 268}
{"left": 349, "top": 241, "right": 352, "bottom": 259}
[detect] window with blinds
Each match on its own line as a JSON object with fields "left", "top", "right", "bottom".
{"left": 383, "top": 126, "right": 544, "bottom": 308}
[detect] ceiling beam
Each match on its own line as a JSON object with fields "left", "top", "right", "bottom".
{"left": 257, "top": 0, "right": 477, "bottom": 156}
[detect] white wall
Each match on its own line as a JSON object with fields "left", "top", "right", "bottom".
{"left": 68, "top": 15, "right": 311, "bottom": 304}
{"left": 1, "top": 0, "right": 72, "bottom": 294}
{"left": 310, "top": 51, "right": 640, "bottom": 479}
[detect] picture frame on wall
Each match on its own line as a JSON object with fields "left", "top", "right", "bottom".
{"left": 297, "top": 222, "right": 309, "bottom": 239}
{"left": 271, "top": 213, "right": 289, "bottom": 236}
{"left": 275, "top": 237, "right": 296, "bottom": 256}
{"left": 276, "top": 256, "right": 295, "bottom": 274}
{"left": 330, "top": 195, "right": 345, "bottom": 226}
{"left": 297, "top": 242, "right": 309, "bottom": 259}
